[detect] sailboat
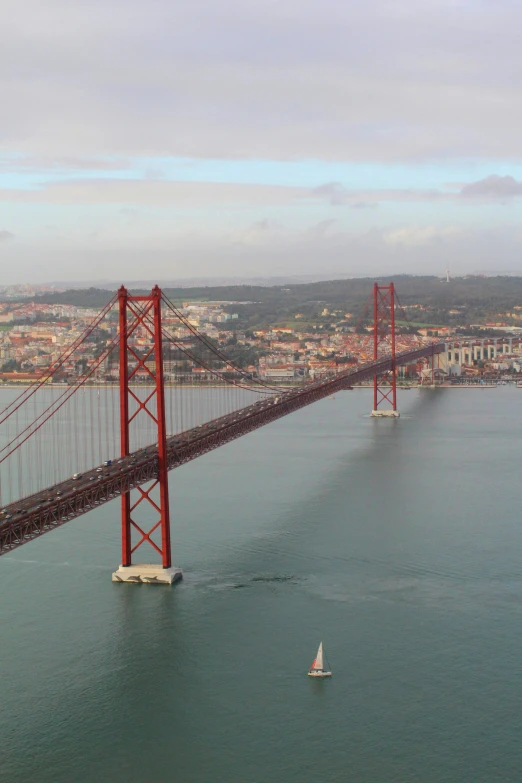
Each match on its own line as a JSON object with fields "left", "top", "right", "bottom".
{"left": 307, "top": 641, "right": 332, "bottom": 677}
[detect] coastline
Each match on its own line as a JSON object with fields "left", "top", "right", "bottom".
{"left": 0, "top": 381, "right": 508, "bottom": 390}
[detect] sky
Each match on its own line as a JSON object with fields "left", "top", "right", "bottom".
{"left": 1, "top": 0, "right": 522, "bottom": 284}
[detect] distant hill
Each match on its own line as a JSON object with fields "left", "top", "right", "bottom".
{"left": 19, "top": 275, "right": 522, "bottom": 328}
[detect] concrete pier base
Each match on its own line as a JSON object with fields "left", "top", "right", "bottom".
{"left": 112, "top": 564, "right": 183, "bottom": 585}
{"left": 370, "top": 410, "right": 400, "bottom": 418}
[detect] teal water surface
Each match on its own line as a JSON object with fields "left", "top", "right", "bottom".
{"left": 1, "top": 387, "right": 522, "bottom": 782}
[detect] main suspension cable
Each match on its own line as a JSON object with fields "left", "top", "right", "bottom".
{"left": 131, "top": 300, "right": 272, "bottom": 394}
{"left": 161, "top": 294, "right": 285, "bottom": 392}
{"left": 0, "top": 294, "right": 118, "bottom": 426}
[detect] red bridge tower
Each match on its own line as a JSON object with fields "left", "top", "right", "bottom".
{"left": 112, "top": 286, "right": 182, "bottom": 585}
{"left": 371, "top": 282, "right": 400, "bottom": 418}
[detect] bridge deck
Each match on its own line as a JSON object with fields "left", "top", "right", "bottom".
{"left": 0, "top": 343, "right": 444, "bottom": 555}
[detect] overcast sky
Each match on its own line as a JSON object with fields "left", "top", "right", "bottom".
{"left": 1, "top": 0, "right": 522, "bottom": 284}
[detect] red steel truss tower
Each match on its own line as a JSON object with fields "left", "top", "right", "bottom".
{"left": 113, "top": 286, "right": 181, "bottom": 585}
{"left": 371, "top": 282, "right": 399, "bottom": 418}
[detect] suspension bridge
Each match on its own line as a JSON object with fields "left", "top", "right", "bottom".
{"left": 0, "top": 283, "right": 445, "bottom": 581}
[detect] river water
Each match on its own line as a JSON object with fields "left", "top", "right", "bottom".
{"left": 1, "top": 387, "right": 522, "bottom": 782}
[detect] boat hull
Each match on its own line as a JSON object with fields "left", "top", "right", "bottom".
{"left": 307, "top": 671, "right": 332, "bottom": 677}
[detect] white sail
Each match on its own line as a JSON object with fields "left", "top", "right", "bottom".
{"left": 307, "top": 641, "right": 332, "bottom": 677}
{"left": 312, "top": 642, "right": 324, "bottom": 670}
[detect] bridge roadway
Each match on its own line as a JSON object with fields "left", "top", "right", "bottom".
{"left": 0, "top": 342, "right": 444, "bottom": 555}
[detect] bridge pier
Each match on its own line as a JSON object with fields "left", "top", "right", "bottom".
{"left": 112, "top": 564, "right": 183, "bottom": 584}
{"left": 371, "top": 409, "right": 400, "bottom": 418}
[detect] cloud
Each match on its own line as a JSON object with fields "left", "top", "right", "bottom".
{"left": 3, "top": 221, "right": 522, "bottom": 284}
{"left": 247, "top": 219, "right": 280, "bottom": 233}
{"left": 313, "top": 187, "right": 382, "bottom": 208}
{"left": 0, "top": 156, "right": 131, "bottom": 172}
{"left": 2, "top": 176, "right": 509, "bottom": 211}
{"left": 313, "top": 182, "right": 348, "bottom": 205}
{"left": 384, "top": 226, "right": 461, "bottom": 246}
{"left": 308, "top": 219, "right": 338, "bottom": 237}
{"left": 4, "top": 173, "right": 519, "bottom": 217}
{"left": 0, "top": 230, "right": 15, "bottom": 242}
{"left": 460, "top": 175, "right": 522, "bottom": 199}
{"left": 312, "top": 183, "right": 443, "bottom": 206}
{"left": 0, "top": 179, "right": 305, "bottom": 206}
{"left": 119, "top": 207, "right": 140, "bottom": 224}
{"left": 236, "top": 218, "right": 284, "bottom": 246}
{"left": 0, "top": 177, "right": 450, "bottom": 208}
{"left": 1, "top": 0, "right": 522, "bottom": 162}
{"left": 350, "top": 201, "right": 378, "bottom": 209}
